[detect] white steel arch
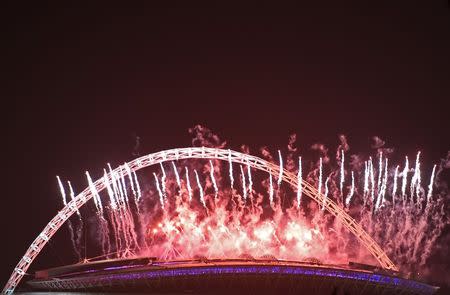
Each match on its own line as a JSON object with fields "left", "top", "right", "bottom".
{"left": 2, "top": 147, "right": 398, "bottom": 293}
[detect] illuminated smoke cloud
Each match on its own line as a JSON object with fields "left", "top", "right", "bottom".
{"left": 189, "top": 125, "right": 226, "bottom": 148}
{"left": 371, "top": 136, "right": 385, "bottom": 149}
{"left": 288, "top": 134, "right": 297, "bottom": 152}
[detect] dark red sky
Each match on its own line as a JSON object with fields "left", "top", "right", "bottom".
{"left": 2, "top": 2, "right": 450, "bottom": 291}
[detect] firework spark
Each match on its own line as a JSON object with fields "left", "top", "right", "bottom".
{"left": 278, "top": 150, "right": 283, "bottom": 186}
{"left": 153, "top": 173, "right": 164, "bottom": 209}
{"left": 209, "top": 160, "right": 219, "bottom": 199}
{"left": 297, "top": 157, "right": 303, "bottom": 208}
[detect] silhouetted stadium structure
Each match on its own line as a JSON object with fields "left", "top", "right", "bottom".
{"left": 27, "top": 257, "right": 438, "bottom": 295}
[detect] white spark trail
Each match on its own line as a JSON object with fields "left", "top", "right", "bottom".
{"left": 119, "top": 169, "right": 128, "bottom": 201}
{"left": 318, "top": 157, "right": 323, "bottom": 200}
{"left": 322, "top": 176, "right": 329, "bottom": 210}
{"left": 228, "top": 149, "right": 234, "bottom": 189}
{"left": 377, "top": 152, "right": 383, "bottom": 194}
{"left": 103, "top": 169, "right": 117, "bottom": 210}
{"left": 375, "top": 157, "right": 386, "bottom": 211}
{"left": 363, "top": 161, "right": 369, "bottom": 200}
{"left": 415, "top": 152, "right": 422, "bottom": 202}
{"left": 369, "top": 157, "right": 375, "bottom": 203}
{"left": 172, "top": 162, "right": 181, "bottom": 189}
{"left": 410, "top": 152, "right": 421, "bottom": 203}
{"left": 86, "top": 171, "right": 103, "bottom": 213}
{"left": 240, "top": 165, "right": 247, "bottom": 200}
{"left": 115, "top": 171, "right": 126, "bottom": 206}
{"left": 160, "top": 163, "right": 167, "bottom": 201}
{"left": 108, "top": 164, "right": 121, "bottom": 205}
{"left": 345, "top": 171, "right": 355, "bottom": 207}
{"left": 185, "top": 167, "right": 193, "bottom": 202}
{"left": 402, "top": 156, "right": 409, "bottom": 201}
{"left": 67, "top": 181, "right": 81, "bottom": 217}
{"left": 116, "top": 171, "right": 126, "bottom": 205}
{"left": 247, "top": 159, "right": 253, "bottom": 194}
{"left": 124, "top": 163, "right": 136, "bottom": 198}
{"left": 58, "top": 177, "right": 80, "bottom": 261}
{"left": 67, "top": 179, "right": 83, "bottom": 261}
{"left": 427, "top": 164, "right": 437, "bottom": 204}
{"left": 153, "top": 173, "right": 164, "bottom": 209}
{"left": 392, "top": 165, "right": 399, "bottom": 208}
{"left": 269, "top": 172, "right": 274, "bottom": 206}
{"left": 56, "top": 176, "right": 67, "bottom": 206}
{"left": 194, "top": 170, "right": 206, "bottom": 208}
{"left": 132, "top": 171, "right": 141, "bottom": 201}
{"left": 209, "top": 160, "right": 218, "bottom": 199}
{"left": 380, "top": 158, "right": 388, "bottom": 208}
{"left": 297, "top": 157, "right": 302, "bottom": 209}
{"left": 277, "top": 150, "right": 283, "bottom": 186}
{"left": 340, "top": 149, "right": 345, "bottom": 196}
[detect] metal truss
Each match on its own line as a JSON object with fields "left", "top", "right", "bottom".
{"left": 2, "top": 147, "right": 398, "bottom": 293}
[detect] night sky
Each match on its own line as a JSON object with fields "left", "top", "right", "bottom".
{"left": 2, "top": 2, "right": 450, "bottom": 292}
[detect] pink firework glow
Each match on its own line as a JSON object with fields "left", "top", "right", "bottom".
{"left": 55, "top": 126, "right": 449, "bottom": 277}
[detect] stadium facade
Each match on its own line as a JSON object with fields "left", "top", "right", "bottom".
{"left": 27, "top": 257, "right": 438, "bottom": 295}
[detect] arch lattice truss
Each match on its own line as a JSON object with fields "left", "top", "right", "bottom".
{"left": 2, "top": 147, "right": 398, "bottom": 294}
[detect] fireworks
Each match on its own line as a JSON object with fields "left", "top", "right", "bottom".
{"left": 240, "top": 165, "right": 247, "bottom": 200}
{"left": 345, "top": 171, "right": 354, "bottom": 207}
{"left": 50, "top": 134, "right": 447, "bottom": 277}
{"left": 56, "top": 176, "right": 67, "bottom": 206}
{"left": 269, "top": 171, "right": 274, "bottom": 206}
{"left": 194, "top": 169, "right": 206, "bottom": 208}
{"left": 392, "top": 165, "right": 399, "bottom": 208}
{"left": 278, "top": 150, "right": 283, "bottom": 186}
{"left": 297, "top": 157, "right": 302, "bottom": 208}
{"left": 185, "top": 167, "right": 193, "bottom": 202}
{"left": 228, "top": 149, "right": 234, "bottom": 189}
{"left": 210, "top": 160, "right": 219, "bottom": 199}
{"left": 340, "top": 149, "right": 345, "bottom": 196}
{"left": 402, "top": 156, "right": 409, "bottom": 200}
{"left": 86, "top": 171, "right": 103, "bottom": 213}
{"left": 153, "top": 172, "right": 164, "bottom": 209}
{"left": 323, "top": 176, "right": 329, "bottom": 210}
{"left": 318, "top": 157, "right": 323, "bottom": 202}
{"left": 427, "top": 164, "right": 437, "bottom": 204}
{"left": 246, "top": 159, "right": 253, "bottom": 196}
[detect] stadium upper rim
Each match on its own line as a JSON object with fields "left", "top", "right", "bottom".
{"left": 27, "top": 257, "right": 438, "bottom": 295}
